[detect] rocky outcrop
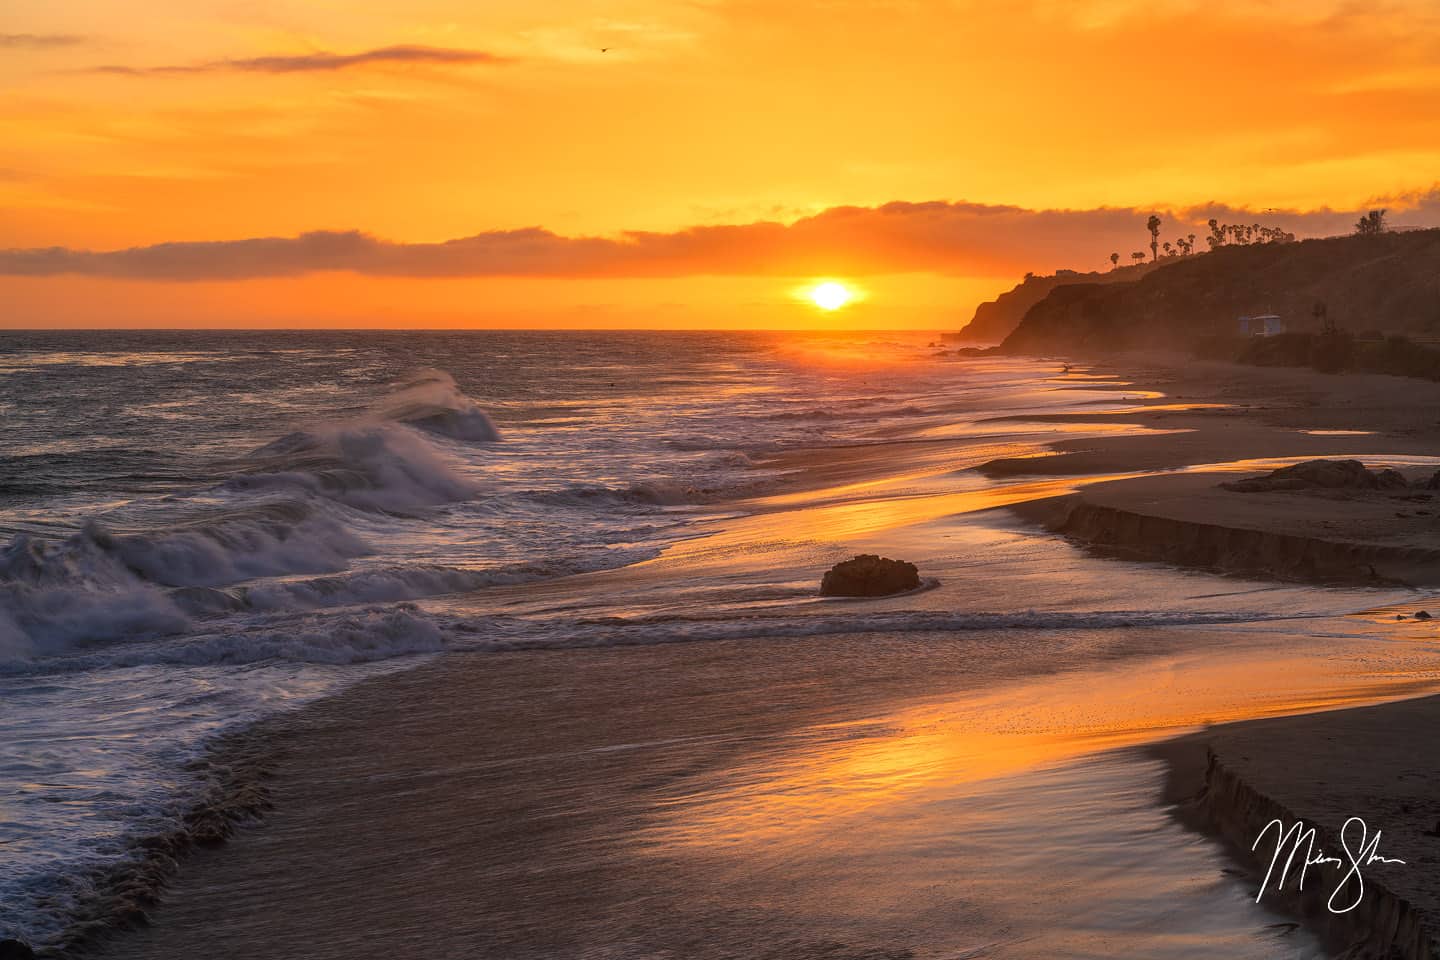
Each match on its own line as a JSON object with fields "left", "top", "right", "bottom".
{"left": 820, "top": 555, "right": 920, "bottom": 597}
{"left": 1222, "top": 459, "right": 1410, "bottom": 493}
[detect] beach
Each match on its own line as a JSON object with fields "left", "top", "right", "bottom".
{"left": 31, "top": 346, "right": 1438, "bottom": 960}
{"left": 12, "top": 4, "right": 1440, "bottom": 957}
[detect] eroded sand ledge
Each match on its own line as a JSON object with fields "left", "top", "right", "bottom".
{"left": 1157, "top": 699, "right": 1440, "bottom": 959}
{"left": 1011, "top": 471, "right": 1440, "bottom": 586}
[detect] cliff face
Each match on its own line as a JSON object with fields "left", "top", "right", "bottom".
{"left": 956, "top": 263, "right": 1152, "bottom": 343}
{"left": 1000, "top": 229, "right": 1440, "bottom": 355}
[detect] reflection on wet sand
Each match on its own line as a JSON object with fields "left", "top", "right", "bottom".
{"left": 648, "top": 616, "right": 1440, "bottom": 850}
{"left": 628, "top": 614, "right": 1440, "bottom": 960}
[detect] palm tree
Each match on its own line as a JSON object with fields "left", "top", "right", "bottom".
{"left": 1355, "top": 209, "right": 1387, "bottom": 236}
{"left": 1147, "top": 215, "right": 1162, "bottom": 261}
{"left": 1110, "top": 252, "right": 1120, "bottom": 270}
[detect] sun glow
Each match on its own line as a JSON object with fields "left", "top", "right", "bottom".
{"left": 807, "top": 281, "right": 857, "bottom": 311}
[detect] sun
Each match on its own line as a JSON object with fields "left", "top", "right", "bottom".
{"left": 808, "top": 281, "right": 855, "bottom": 311}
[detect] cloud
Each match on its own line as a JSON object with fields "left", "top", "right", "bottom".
{"left": 5, "top": 195, "right": 1438, "bottom": 282}
{"left": 89, "top": 45, "right": 507, "bottom": 76}
{"left": 1, "top": 33, "right": 83, "bottom": 48}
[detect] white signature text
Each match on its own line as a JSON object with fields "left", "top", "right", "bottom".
{"left": 1252, "top": 816, "right": 1406, "bottom": 914}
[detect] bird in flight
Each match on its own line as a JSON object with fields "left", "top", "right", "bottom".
{"left": 600, "top": 47, "right": 612, "bottom": 53}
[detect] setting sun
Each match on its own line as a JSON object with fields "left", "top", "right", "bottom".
{"left": 808, "top": 281, "right": 857, "bottom": 311}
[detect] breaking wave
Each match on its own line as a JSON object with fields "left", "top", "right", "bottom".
{"left": 0, "top": 369, "right": 511, "bottom": 665}
{"left": 377, "top": 368, "right": 502, "bottom": 442}
{"left": 0, "top": 605, "right": 447, "bottom": 676}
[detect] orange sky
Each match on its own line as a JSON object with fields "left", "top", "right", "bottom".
{"left": 4, "top": 0, "right": 1440, "bottom": 328}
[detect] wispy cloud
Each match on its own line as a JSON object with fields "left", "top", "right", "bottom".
{"left": 89, "top": 44, "right": 508, "bottom": 76}
{"left": 1, "top": 33, "right": 84, "bottom": 48}
{"left": 6, "top": 195, "right": 1437, "bottom": 283}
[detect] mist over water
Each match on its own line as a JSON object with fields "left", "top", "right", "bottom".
{"left": 1, "top": 330, "right": 1431, "bottom": 955}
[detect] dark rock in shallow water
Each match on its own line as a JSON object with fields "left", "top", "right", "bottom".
{"left": 1417, "top": 610, "right": 1433, "bottom": 621}
{"left": 0, "top": 940, "right": 36, "bottom": 960}
{"left": 820, "top": 554, "right": 920, "bottom": 597}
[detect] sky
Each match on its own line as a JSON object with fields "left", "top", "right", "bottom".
{"left": 4, "top": 0, "right": 1440, "bottom": 328}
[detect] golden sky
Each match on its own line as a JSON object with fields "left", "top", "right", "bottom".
{"left": 4, "top": 0, "right": 1440, "bottom": 328}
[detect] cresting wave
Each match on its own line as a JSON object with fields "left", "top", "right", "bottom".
{"left": 0, "top": 369, "right": 503, "bottom": 666}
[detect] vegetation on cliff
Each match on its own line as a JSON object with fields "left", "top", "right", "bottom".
{"left": 998, "top": 228, "right": 1440, "bottom": 358}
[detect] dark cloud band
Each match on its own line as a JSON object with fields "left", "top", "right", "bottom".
{"left": 89, "top": 44, "right": 507, "bottom": 76}
{"left": 1, "top": 33, "right": 83, "bottom": 48}
{"left": 3, "top": 196, "right": 1435, "bottom": 282}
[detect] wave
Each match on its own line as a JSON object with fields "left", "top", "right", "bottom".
{"left": 0, "top": 605, "right": 446, "bottom": 675}
{"left": 232, "top": 368, "right": 500, "bottom": 512}
{"left": 376, "top": 368, "right": 501, "bottom": 442}
{"left": 239, "top": 423, "right": 477, "bottom": 512}
{"left": 0, "top": 368, "right": 515, "bottom": 663}
{"left": 154, "top": 606, "right": 446, "bottom": 667}
{"left": 762, "top": 403, "right": 930, "bottom": 421}
{"left": 0, "top": 504, "right": 377, "bottom": 658}
{"left": 0, "top": 576, "right": 188, "bottom": 661}
{"left": 173, "top": 549, "right": 661, "bottom": 617}
{"left": 451, "top": 608, "right": 1281, "bottom": 652}
{"left": 524, "top": 471, "right": 783, "bottom": 509}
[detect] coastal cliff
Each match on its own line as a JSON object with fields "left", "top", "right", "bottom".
{"left": 998, "top": 229, "right": 1440, "bottom": 354}
{"left": 956, "top": 262, "right": 1154, "bottom": 343}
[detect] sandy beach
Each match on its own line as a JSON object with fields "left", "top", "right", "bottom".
{"left": 45, "top": 353, "right": 1440, "bottom": 960}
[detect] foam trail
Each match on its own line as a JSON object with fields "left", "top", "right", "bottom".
{"left": 451, "top": 608, "right": 1284, "bottom": 652}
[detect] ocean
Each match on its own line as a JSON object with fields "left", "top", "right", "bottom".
{"left": 2, "top": 330, "right": 1435, "bottom": 956}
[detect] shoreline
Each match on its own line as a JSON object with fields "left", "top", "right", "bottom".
{"left": 45, "top": 352, "right": 1440, "bottom": 958}
{"left": 1010, "top": 354, "right": 1440, "bottom": 957}
{"left": 1152, "top": 699, "right": 1440, "bottom": 959}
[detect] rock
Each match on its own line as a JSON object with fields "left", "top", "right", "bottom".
{"left": 820, "top": 554, "right": 920, "bottom": 597}
{"left": 1223, "top": 459, "right": 1403, "bottom": 493}
{"left": 0, "top": 940, "right": 36, "bottom": 960}
{"left": 1417, "top": 610, "right": 1433, "bottom": 621}
{"left": 1376, "top": 468, "right": 1409, "bottom": 489}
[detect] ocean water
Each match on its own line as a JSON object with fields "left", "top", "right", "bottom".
{"left": 2, "top": 330, "right": 1438, "bottom": 954}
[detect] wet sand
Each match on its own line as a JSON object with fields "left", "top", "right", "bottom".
{"left": 91, "top": 621, "right": 1440, "bottom": 960}
{"left": 83, "top": 356, "right": 1440, "bottom": 959}
{"left": 992, "top": 357, "right": 1440, "bottom": 584}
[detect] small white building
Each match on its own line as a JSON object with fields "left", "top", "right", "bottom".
{"left": 1238, "top": 314, "right": 1285, "bottom": 337}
